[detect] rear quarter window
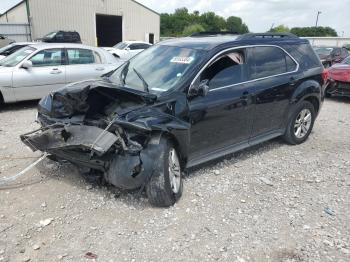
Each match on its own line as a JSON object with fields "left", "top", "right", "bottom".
{"left": 283, "top": 43, "right": 321, "bottom": 69}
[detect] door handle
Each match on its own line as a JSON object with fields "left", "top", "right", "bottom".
{"left": 240, "top": 91, "right": 249, "bottom": 101}
{"left": 289, "top": 76, "right": 297, "bottom": 86}
{"left": 96, "top": 67, "right": 105, "bottom": 71}
{"left": 50, "top": 68, "right": 62, "bottom": 74}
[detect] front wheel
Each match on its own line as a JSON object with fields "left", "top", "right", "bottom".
{"left": 283, "top": 101, "right": 316, "bottom": 145}
{"left": 146, "top": 138, "right": 183, "bottom": 207}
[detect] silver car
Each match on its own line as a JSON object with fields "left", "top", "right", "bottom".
{"left": 0, "top": 43, "right": 121, "bottom": 104}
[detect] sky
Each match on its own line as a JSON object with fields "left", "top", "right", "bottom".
{"left": 1, "top": 0, "right": 349, "bottom": 37}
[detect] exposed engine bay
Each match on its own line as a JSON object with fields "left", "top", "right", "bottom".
{"left": 21, "top": 81, "right": 190, "bottom": 190}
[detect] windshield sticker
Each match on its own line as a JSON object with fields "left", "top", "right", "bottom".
{"left": 170, "top": 56, "right": 194, "bottom": 64}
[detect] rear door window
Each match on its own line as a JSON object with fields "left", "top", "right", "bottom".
{"left": 67, "top": 48, "right": 95, "bottom": 64}
{"left": 248, "top": 46, "right": 297, "bottom": 80}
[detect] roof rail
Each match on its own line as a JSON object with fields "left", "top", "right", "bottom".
{"left": 237, "top": 33, "right": 299, "bottom": 40}
{"left": 190, "top": 31, "right": 239, "bottom": 37}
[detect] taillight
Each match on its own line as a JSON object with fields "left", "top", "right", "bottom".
{"left": 322, "top": 68, "right": 328, "bottom": 84}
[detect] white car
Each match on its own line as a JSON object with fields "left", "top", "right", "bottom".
{"left": 0, "top": 43, "right": 122, "bottom": 104}
{"left": 103, "top": 41, "right": 152, "bottom": 60}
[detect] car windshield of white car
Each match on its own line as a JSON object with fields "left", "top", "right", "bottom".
{"left": 0, "top": 44, "right": 14, "bottom": 55}
{"left": 0, "top": 46, "right": 36, "bottom": 67}
{"left": 113, "top": 42, "right": 128, "bottom": 49}
{"left": 108, "top": 45, "right": 204, "bottom": 93}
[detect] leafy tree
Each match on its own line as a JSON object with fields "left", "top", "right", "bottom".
{"left": 226, "top": 16, "right": 249, "bottom": 33}
{"left": 200, "top": 12, "right": 226, "bottom": 32}
{"left": 290, "top": 26, "right": 337, "bottom": 37}
{"left": 269, "top": 24, "right": 290, "bottom": 33}
{"left": 160, "top": 8, "right": 249, "bottom": 37}
{"left": 182, "top": 24, "right": 205, "bottom": 36}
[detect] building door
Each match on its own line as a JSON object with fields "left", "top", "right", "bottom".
{"left": 96, "top": 14, "right": 122, "bottom": 47}
{"left": 149, "top": 33, "right": 154, "bottom": 44}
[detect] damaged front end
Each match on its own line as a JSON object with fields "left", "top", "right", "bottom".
{"left": 21, "top": 80, "right": 190, "bottom": 190}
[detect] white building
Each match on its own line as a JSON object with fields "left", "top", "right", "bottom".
{"left": 0, "top": 0, "right": 160, "bottom": 46}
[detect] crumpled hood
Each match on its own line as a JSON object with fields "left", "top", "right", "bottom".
{"left": 38, "top": 79, "right": 157, "bottom": 119}
{"left": 328, "top": 64, "right": 350, "bottom": 82}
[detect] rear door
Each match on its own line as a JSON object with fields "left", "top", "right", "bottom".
{"left": 247, "top": 46, "right": 299, "bottom": 137}
{"left": 12, "top": 48, "right": 66, "bottom": 101}
{"left": 65, "top": 48, "right": 109, "bottom": 84}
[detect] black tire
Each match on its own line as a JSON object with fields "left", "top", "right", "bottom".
{"left": 146, "top": 138, "right": 183, "bottom": 207}
{"left": 283, "top": 101, "right": 316, "bottom": 145}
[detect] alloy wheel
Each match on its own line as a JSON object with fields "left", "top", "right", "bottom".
{"left": 294, "top": 109, "right": 312, "bottom": 139}
{"left": 168, "top": 148, "right": 181, "bottom": 194}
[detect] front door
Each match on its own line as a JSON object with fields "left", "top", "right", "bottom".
{"left": 188, "top": 49, "right": 255, "bottom": 161}
{"left": 12, "top": 48, "right": 66, "bottom": 101}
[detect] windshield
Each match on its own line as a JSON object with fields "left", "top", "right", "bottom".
{"left": 0, "top": 46, "right": 36, "bottom": 67}
{"left": 315, "top": 47, "right": 333, "bottom": 55}
{"left": 113, "top": 42, "right": 128, "bottom": 50}
{"left": 0, "top": 44, "right": 14, "bottom": 55}
{"left": 43, "top": 31, "right": 58, "bottom": 39}
{"left": 108, "top": 45, "right": 203, "bottom": 93}
{"left": 342, "top": 56, "right": 350, "bottom": 65}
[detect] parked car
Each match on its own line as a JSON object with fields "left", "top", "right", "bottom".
{"left": 0, "top": 34, "right": 15, "bottom": 48}
{"left": 314, "top": 46, "right": 349, "bottom": 68}
{"left": 326, "top": 55, "right": 350, "bottom": 97}
{"left": 0, "top": 42, "right": 36, "bottom": 60}
{"left": 21, "top": 33, "right": 325, "bottom": 207}
{"left": 343, "top": 44, "right": 350, "bottom": 51}
{"left": 103, "top": 41, "right": 152, "bottom": 60}
{"left": 0, "top": 43, "right": 121, "bottom": 104}
{"left": 37, "top": 31, "right": 82, "bottom": 43}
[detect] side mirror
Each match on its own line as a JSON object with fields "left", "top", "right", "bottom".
{"left": 125, "top": 47, "right": 130, "bottom": 51}
{"left": 189, "top": 79, "right": 209, "bottom": 97}
{"left": 22, "top": 60, "right": 32, "bottom": 69}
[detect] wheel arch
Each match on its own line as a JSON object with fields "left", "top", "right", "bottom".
{"left": 285, "top": 80, "right": 322, "bottom": 126}
{"left": 152, "top": 131, "right": 189, "bottom": 169}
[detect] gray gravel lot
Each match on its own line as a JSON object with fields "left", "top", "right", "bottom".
{"left": 0, "top": 98, "right": 349, "bottom": 262}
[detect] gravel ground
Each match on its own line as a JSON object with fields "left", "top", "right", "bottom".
{"left": 0, "top": 98, "right": 349, "bottom": 262}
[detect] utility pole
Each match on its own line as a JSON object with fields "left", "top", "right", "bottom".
{"left": 315, "top": 11, "right": 321, "bottom": 27}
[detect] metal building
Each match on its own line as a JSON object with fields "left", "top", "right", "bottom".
{"left": 0, "top": 0, "right": 160, "bottom": 46}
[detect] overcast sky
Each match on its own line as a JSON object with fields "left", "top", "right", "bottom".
{"left": 1, "top": 0, "right": 349, "bottom": 36}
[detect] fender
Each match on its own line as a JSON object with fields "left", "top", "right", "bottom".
{"left": 0, "top": 86, "right": 16, "bottom": 103}
{"left": 284, "top": 79, "right": 322, "bottom": 125}
{"left": 291, "top": 79, "right": 322, "bottom": 104}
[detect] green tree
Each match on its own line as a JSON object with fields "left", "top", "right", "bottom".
{"left": 160, "top": 8, "right": 249, "bottom": 37}
{"left": 290, "top": 26, "right": 337, "bottom": 37}
{"left": 226, "top": 16, "right": 249, "bottom": 33}
{"left": 200, "top": 12, "right": 226, "bottom": 32}
{"left": 269, "top": 24, "right": 290, "bottom": 33}
{"left": 182, "top": 24, "right": 205, "bottom": 36}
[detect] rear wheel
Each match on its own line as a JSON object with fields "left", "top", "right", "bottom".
{"left": 146, "top": 138, "right": 183, "bottom": 207}
{"left": 283, "top": 101, "right": 315, "bottom": 145}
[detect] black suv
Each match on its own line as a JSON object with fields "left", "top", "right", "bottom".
{"left": 21, "top": 33, "right": 325, "bottom": 207}
{"left": 39, "top": 31, "right": 82, "bottom": 43}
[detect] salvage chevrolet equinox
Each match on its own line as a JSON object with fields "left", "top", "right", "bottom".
{"left": 21, "top": 33, "right": 326, "bottom": 207}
